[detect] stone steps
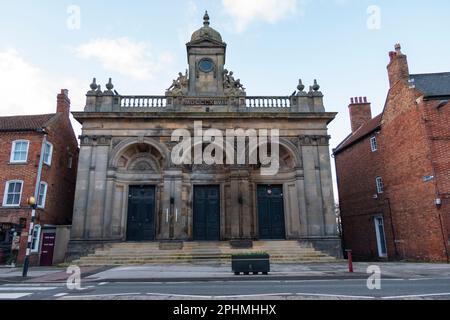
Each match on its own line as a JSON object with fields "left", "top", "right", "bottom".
{"left": 74, "top": 241, "right": 337, "bottom": 266}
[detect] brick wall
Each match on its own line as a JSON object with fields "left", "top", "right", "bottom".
{"left": 335, "top": 48, "right": 450, "bottom": 262}
{"left": 0, "top": 91, "right": 79, "bottom": 265}
{"left": 335, "top": 134, "right": 389, "bottom": 260}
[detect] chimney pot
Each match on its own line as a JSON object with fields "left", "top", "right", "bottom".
{"left": 348, "top": 96, "right": 373, "bottom": 133}
{"left": 57, "top": 89, "right": 70, "bottom": 115}
{"left": 388, "top": 44, "right": 409, "bottom": 87}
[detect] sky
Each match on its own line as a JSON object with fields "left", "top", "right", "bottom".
{"left": 1, "top": 0, "right": 449, "bottom": 200}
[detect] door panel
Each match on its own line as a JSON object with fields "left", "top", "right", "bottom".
{"left": 193, "top": 186, "right": 220, "bottom": 241}
{"left": 127, "top": 186, "right": 156, "bottom": 241}
{"left": 40, "top": 233, "right": 55, "bottom": 266}
{"left": 257, "top": 185, "right": 286, "bottom": 240}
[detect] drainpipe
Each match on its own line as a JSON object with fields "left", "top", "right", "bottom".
{"left": 385, "top": 197, "right": 399, "bottom": 259}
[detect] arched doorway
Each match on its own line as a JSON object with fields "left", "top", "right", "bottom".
{"left": 111, "top": 141, "right": 166, "bottom": 241}
{"left": 249, "top": 141, "right": 299, "bottom": 240}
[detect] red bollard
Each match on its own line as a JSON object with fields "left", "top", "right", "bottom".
{"left": 346, "top": 249, "right": 353, "bottom": 273}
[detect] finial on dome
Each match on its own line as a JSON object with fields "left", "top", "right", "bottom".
{"left": 203, "top": 11, "right": 210, "bottom": 26}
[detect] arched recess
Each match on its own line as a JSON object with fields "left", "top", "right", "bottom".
{"left": 247, "top": 137, "right": 302, "bottom": 172}
{"left": 109, "top": 137, "right": 170, "bottom": 170}
{"left": 178, "top": 138, "right": 236, "bottom": 172}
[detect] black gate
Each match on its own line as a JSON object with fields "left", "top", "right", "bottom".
{"left": 257, "top": 185, "right": 286, "bottom": 239}
{"left": 193, "top": 186, "right": 220, "bottom": 241}
{"left": 127, "top": 186, "right": 156, "bottom": 241}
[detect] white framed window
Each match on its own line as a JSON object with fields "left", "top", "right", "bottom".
{"left": 376, "top": 177, "right": 384, "bottom": 194}
{"left": 10, "top": 140, "right": 29, "bottom": 163}
{"left": 370, "top": 136, "right": 378, "bottom": 152}
{"left": 3, "top": 180, "right": 23, "bottom": 207}
{"left": 43, "top": 141, "right": 53, "bottom": 166}
{"left": 374, "top": 216, "right": 388, "bottom": 257}
{"left": 37, "top": 182, "right": 48, "bottom": 209}
{"left": 31, "top": 224, "right": 42, "bottom": 253}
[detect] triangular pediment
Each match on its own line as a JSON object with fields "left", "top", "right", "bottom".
{"left": 187, "top": 38, "right": 226, "bottom": 48}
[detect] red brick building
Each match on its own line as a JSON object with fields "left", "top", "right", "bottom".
{"left": 0, "top": 90, "right": 79, "bottom": 266}
{"left": 333, "top": 45, "right": 450, "bottom": 262}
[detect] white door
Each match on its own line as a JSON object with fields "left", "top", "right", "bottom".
{"left": 374, "top": 217, "right": 387, "bottom": 257}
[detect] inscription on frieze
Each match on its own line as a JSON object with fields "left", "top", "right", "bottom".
{"left": 183, "top": 98, "right": 229, "bottom": 106}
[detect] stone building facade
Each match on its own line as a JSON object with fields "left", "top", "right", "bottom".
{"left": 68, "top": 13, "right": 340, "bottom": 258}
{"left": 334, "top": 45, "right": 450, "bottom": 262}
{"left": 0, "top": 90, "right": 79, "bottom": 265}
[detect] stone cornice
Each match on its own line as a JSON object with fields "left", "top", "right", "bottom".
{"left": 73, "top": 112, "right": 337, "bottom": 123}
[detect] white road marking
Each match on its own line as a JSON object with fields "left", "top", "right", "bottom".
{"left": 215, "top": 293, "right": 292, "bottom": 298}
{"left": 60, "top": 293, "right": 141, "bottom": 299}
{"left": 147, "top": 293, "right": 213, "bottom": 299}
{"left": 0, "top": 293, "right": 33, "bottom": 299}
{"left": 145, "top": 292, "right": 309, "bottom": 299}
{"left": 295, "top": 292, "right": 375, "bottom": 299}
{"left": 54, "top": 293, "right": 69, "bottom": 297}
{"left": 0, "top": 287, "right": 57, "bottom": 291}
{"left": 382, "top": 293, "right": 450, "bottom": 299}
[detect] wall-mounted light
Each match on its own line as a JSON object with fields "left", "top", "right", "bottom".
{"left": 435, "top": 198, "right": 442, "bottom": 207}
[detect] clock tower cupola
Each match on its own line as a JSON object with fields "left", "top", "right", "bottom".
{"left": 186, "top": 11, "right": 227, "bottom": 96}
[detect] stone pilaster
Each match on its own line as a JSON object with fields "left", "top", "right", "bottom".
{"left": 318, "top": 143, "right": 337, "bottom": 236}
{"left": 86, "top": 141, "right": 110, "bottom": 239}
{"left": 71, "top": 138, "right": 94, "bottom": 239}
{"left": 300, "top": 135, "right": 325, "bottom": 236}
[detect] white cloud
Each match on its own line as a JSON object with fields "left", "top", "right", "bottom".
{"left": 72, "top": 37, "right": 173, "bottom": 81}
{"left": 0, "top": 48, "right": 85, "bottom": 138}
{"left": 0, "top": 49, "right": 60, "bottom": 116}
{"left": 222, "top": 0, "right": 299, "bottom": 32}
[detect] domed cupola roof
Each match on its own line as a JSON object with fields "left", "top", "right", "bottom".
{"left": 191, "top": 11, "right": 223, "bottom": 43}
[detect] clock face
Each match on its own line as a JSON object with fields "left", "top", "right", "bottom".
{"left": 198, "top": 59, "right": 214, "bottom": 73}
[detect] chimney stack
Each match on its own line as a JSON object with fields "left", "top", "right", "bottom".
{"left": 57, "top": 89, "right": 70, "bottom": 115}
{"left": 387, "top": 43, "right": 410, "bottom": 88}
{"left": 349, "top": 96, "right": 372, "bottom": 133}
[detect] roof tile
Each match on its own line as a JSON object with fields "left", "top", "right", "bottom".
{"left": 0, "top": 114, "right": 56, "bottom": 132}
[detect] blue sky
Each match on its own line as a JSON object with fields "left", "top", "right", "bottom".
{"left": 1, "top": 0, "right": 449, "bottom": 198}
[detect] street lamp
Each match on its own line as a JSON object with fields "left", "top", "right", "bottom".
{"left": 27, "top": 197, "right": 37, "bottom": 209}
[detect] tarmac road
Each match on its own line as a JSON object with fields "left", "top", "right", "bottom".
{"left": 1, "top": 277, "right": 450, "bottom": 300}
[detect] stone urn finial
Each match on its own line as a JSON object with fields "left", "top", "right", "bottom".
{"left": 106, "top": 78, "right": 114, "bottom": 91}
{"left": 90, "top": 78, "right": 98, "bottom": 91}
{"left": 312, "top": 79, "right": 320, "bottom": 92}
{"left": 96, "top": 84, "right": 103, "bottom": 96}
{"left": 297, "top": 79, "right": 305, "bottom": 92}
{"left": 203, "top": 11, "right": 210, "bottom": 26}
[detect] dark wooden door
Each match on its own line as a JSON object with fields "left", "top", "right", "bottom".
{"left": 127, "top": 186, "right": 156, "bottom": 241}
{"left": 257, "top": 185, "right": 286, "bottom": 239}
{"left": 193, "top": 186, "right": 220, "bottom": 241}
{"left": 40, "top": 233, "right": 55, "bottom": 266}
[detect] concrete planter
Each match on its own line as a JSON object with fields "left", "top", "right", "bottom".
{"left": 232, "top": 254, "right": 270, "bottom": 275}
